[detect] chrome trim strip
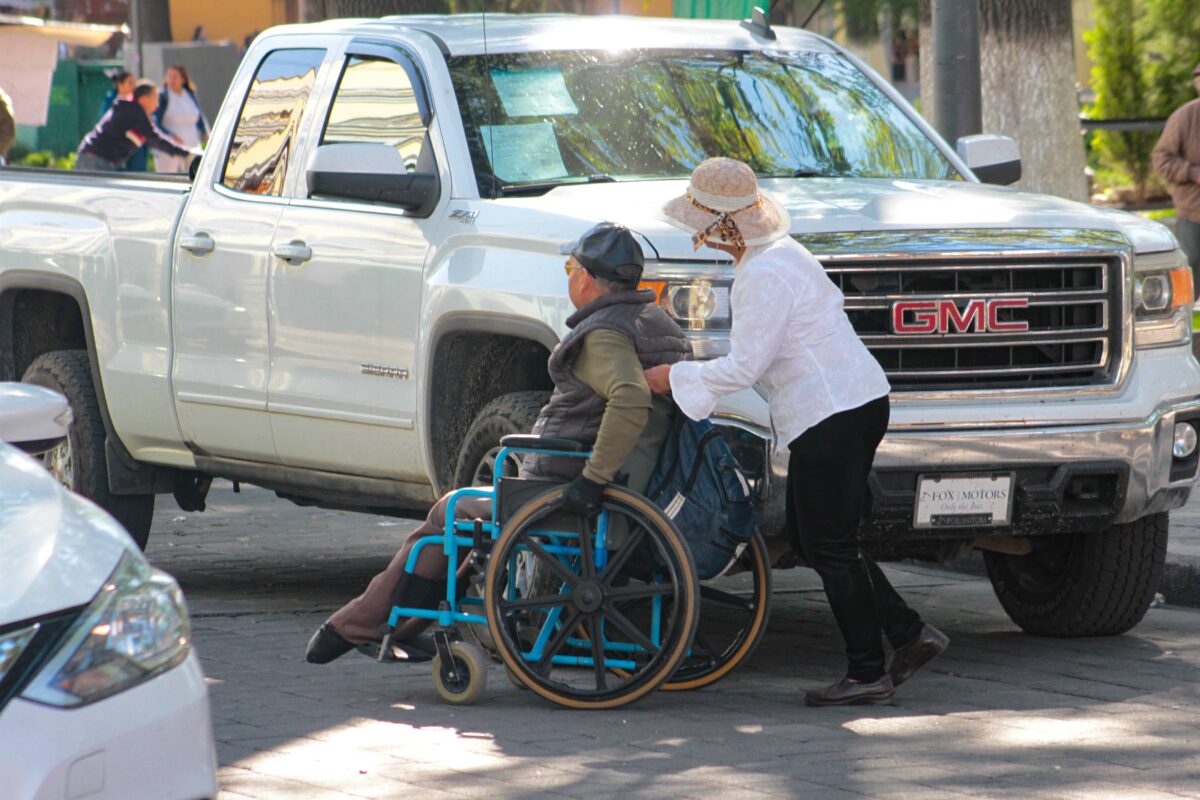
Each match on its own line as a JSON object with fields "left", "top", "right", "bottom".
{"left": 211, "top": 182, "right": 291, "bottom": 207}
{"left": 267, "top": 402, "right": 415, "bottom": 429}
{"left": 847, "top": 293, "right": 1108, "bottom": 306}
{"left": 176, "top": 392, "right": 266, "bottom": 412}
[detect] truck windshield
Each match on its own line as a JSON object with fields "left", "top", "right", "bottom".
{"left": 447, "top": 49, "right": 959, "bottom": 193}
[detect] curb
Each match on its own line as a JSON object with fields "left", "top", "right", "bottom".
{"left": 932, "top": 551, "right": 1200, "bottom": 609}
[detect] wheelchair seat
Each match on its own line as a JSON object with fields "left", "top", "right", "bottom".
{"left": 499, "top": 434, "right": 587, "bottom": 453}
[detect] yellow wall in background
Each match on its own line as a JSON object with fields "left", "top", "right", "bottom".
{"left": 585, "top": 0, "right": 674, "bottom": 17}
{"left": 169, "top": 0, "right": 290, "bottom": 45}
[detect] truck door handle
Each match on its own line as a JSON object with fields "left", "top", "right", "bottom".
{"left": 179, "top": 233, "right": 215, "bottom": 255}
{"left": 272, "top": 241, "right": 312, "bottom": 265}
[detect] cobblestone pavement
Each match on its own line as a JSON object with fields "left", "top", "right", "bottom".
{"left": 146, "top": 482, "right": 1200, "bottom": 800}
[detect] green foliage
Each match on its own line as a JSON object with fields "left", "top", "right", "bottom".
{"left": 837, "top": 0, "right": 918, "bottom": 41}
{"left": 1087, "top": 0, "right": 1200, "bottom": 200}
{"left": 14, "top": 150, "right": 77, "bottom": 169}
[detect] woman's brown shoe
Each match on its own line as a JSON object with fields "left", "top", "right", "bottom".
{"left": 888, "top": 624, "right": 949, "bottom": 686}
{"left": 804, "top": 676, "right": 895, "bottom": 706}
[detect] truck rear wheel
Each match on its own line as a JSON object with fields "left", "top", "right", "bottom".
{"left": 983, "top": 513, "right": 1168, "bottom": 637}
{"left": 452, "top": 391, "right": 550, "bottom": 488}
{"left": 22, "top": 350, "right": 155, "bottom": 549}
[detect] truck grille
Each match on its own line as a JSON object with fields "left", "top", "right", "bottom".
{"left": 823, "top": 257, "right": 1122, "bottom": 391}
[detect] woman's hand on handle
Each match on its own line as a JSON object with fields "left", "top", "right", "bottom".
{"left": 644, "top": 364, "right": 672, "bottom": 396}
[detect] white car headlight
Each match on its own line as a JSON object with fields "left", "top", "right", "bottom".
{"left": 1134, "top": 250, "right": 1194, "bottom": 349}
{"left": 22, "top": 552, "right": 190, "bottom": 707}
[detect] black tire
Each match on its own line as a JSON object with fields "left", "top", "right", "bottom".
{"left": 663, "top": 530, "right": 772, "bottom": 691}
{"left": 22, "top": 350, "right": 155, "bottom": 549}
{"left": 452, "top": 391, "right": 549, "bottom": 488}
{"left": 983, "top": 513, "right": 1168, "bottom": 637}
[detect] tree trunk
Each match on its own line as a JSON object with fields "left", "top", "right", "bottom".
{"left": 920, "top": 0, "right": 1087, "bottom": 201}
{"left": 136, "top": 0, "right": 173, "bottom": 43}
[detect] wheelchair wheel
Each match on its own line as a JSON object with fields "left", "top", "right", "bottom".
{"left": 432, "top": 640, "right": 488, "bottom": 705}
{"left": 663, "top": 530, "right": 772, "bottom": 691}
{"left": 485, "top": 485, "right": 698, "bottom": 710}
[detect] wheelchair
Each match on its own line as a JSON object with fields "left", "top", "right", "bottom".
{"left": 380, "top": 434, "right": 770, "bottom": 709}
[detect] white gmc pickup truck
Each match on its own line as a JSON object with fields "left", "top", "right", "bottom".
{"left": 3, "top": 14, "right": 1198, "bottom": 638}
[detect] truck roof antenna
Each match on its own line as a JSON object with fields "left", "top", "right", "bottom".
{"left": 740, "top": 6, "right": 777, "bottom": 41}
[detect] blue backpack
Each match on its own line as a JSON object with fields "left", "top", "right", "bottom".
{"left": 647, "top": 413, "right": 758, "bottom": 579}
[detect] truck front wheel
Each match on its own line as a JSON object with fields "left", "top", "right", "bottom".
{"left": 22, "top": 350, "right": 155, "bottom": 549}
{"left": 452, "top": 391, "right": 550, "bottom": 488}
{"left": 983, "top": 513, "right": 1168, "bottom": 637}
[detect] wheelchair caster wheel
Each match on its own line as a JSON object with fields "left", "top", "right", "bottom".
{"left": 432, "top": 640, "right": 488, "bottom": 705}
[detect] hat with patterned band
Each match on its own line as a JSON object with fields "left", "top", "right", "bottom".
{"left": 660, "top": 157, "right": 791, "bottom": 249}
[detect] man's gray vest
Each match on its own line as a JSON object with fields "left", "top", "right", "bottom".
{"left": 524, "top": 289, "right": 690, "bottom": 481}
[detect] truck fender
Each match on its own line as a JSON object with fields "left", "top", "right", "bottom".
{"left": 0, "top": 271, "right": 161, "bottom": 494}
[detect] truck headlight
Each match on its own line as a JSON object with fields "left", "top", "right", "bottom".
{"left": 22, "top": 552, "right": 190, "bottom": 707}
{"left": 1133, "top": 250, "right": 1193, "bottom": 349}
{"left": 640, "top": 278, "right": 732, "bottom": 331}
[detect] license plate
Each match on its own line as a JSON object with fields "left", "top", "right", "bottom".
{"left": 914, "top": 473, "right": 1014, "bottom": 528}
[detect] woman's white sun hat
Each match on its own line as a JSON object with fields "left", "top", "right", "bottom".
{"left": 661, "top": 157, "right": 791, "bottom": 250}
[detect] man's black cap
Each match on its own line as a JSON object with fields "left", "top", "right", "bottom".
{"left": 560, "top": 222, "right": 644, "bottom": 285}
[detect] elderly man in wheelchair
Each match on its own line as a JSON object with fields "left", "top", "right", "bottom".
{"left": 307, "top": 221, "right": 746, "bottom": 706}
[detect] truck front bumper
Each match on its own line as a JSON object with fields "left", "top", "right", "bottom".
{"left": 759, "top": 399, "right": 1200, "bottom": 542}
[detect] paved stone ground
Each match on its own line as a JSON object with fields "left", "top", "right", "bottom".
{"left": 145, "top": 482, "right": 1200, "bottom": 800}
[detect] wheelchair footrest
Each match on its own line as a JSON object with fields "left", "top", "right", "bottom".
{"left": 360, "top": 634, "right": 437, "bottom": 664}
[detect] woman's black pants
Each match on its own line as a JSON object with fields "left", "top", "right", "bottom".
{"left": 787, "top": 395, "right": 924, "bottom": 682}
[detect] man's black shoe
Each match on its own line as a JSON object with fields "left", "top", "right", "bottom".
{"left": 888, "top": 623, "right": 949, "bottom": 686}
{"left": 805, "top": 675, "right": 895, "bottom": 707}
{"left": 305, "top": 621, "right": 355, "bottom": 664}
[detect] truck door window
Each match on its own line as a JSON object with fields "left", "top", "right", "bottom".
{"left": 321, "top": 56, "right": 430, "bottom": 174}
{"left": 222, "top": 48, "right": 326, "bottom": 196}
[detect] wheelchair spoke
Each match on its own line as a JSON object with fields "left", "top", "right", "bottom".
{"left": 598, "top": 527, "right": 645, "bottom": 587}
{"left": 699, "top": 584, "right": 754, "bottom": 611}
{"left": 499, "top": 593, "right": 570, "bottom": 611}
{"left": 536, "top": 607, "right": 582, "bottom": 672}
{"left": 520, "top": 534, "right": 579, "bottom": 588}
{"left": 586, "top": 615, "right": 607, "bottom": 691}
{"left": 607, "top": 583, "right": 674, "bottom": 602}
{"left": 692, "top": 624, "right": 720, "bottom": 662}
{"left": 601, "top": 601, "right": 660, "bottom": 656}
{"left": 578, "top": 516, "right": 595, "bottom": 580}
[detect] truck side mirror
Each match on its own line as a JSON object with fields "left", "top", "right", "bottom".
{"left": 306, "top": 143, "right": 440, "bottom": 218}
{"left": 956, "top": 134, "right": 1022, "bottom": 186}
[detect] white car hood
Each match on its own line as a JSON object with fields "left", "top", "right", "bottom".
{"left": 0, "top": 383, "right": 71, "bottom": 445}
{"left": 488, "top": 177, "right": 1176, "bottom": 259}
{"left": 0, "top": 444, "right": 133, "bottom": 623}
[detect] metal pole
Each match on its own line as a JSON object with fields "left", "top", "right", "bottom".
{"left": 930, "top": 0, "right": 982, "bottom": 146}
{"left": 129, "top": 0, "right": 143, "bottom": 76}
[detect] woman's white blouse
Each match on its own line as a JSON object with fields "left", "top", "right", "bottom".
{"left": 669, "top": 236, "right": 890, "bottom": 451}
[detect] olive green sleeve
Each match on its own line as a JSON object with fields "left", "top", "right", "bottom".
{"left": 572, "top": 329, "right": 653, "bottom": 484}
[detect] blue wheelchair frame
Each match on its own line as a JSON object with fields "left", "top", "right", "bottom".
{"left": 384, "top": 443, "right": 666, "bottom": 674}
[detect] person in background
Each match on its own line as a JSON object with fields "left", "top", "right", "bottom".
{"left": 0, "top": 86, "right": 15, "bottom": 166}
{"left": 77, "top": 80, "right": 197, "bottom": 172}
{"left": 191, "top": 25, "right": 208, "bottom": 43}
{"left": 154, "top": 65, "right": 208, "bottom": 174}
{"left": 99, "top": 70, "right": 147, "bottom": 172}
{"left": 647, "top": 157, "right": 948, "bottom": 707}
{"left": 1153, "top": 62, "right": 1200, "bottom": 284}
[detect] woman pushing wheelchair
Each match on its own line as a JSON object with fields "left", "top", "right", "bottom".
{"left": 646, "top": 157, "right": 948, "bottom": 706}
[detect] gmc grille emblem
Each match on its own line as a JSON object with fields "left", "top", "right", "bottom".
{"left": 891, "top": 299, "right": 1030, "bottom": 334}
